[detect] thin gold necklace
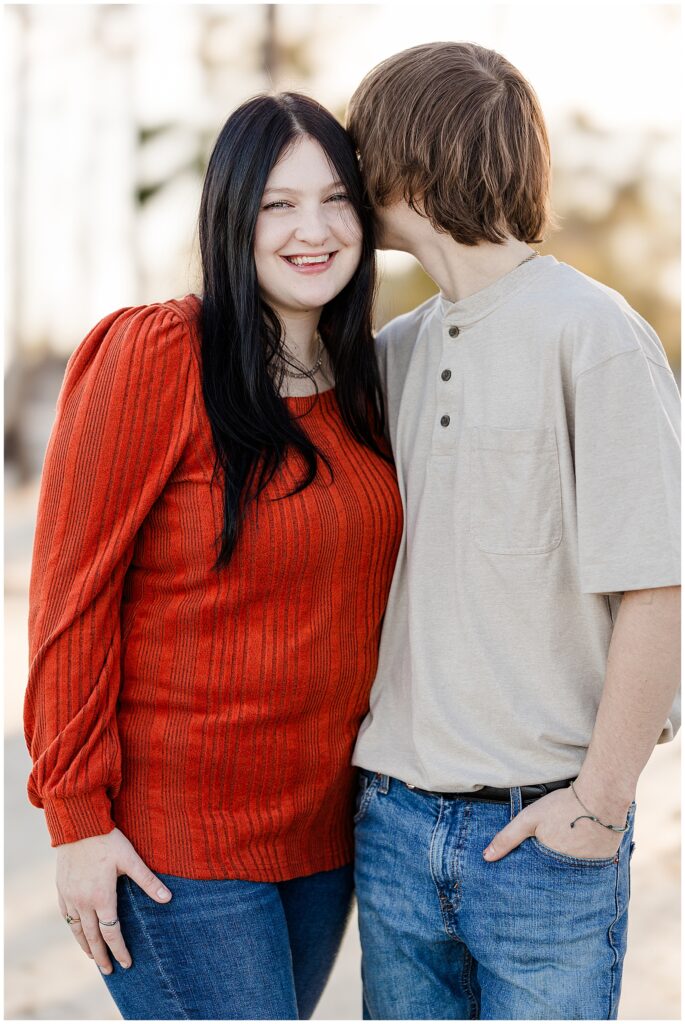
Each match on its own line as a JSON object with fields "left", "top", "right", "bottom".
{"left": 517, "top": 250, "right": 539, "bottom": 268}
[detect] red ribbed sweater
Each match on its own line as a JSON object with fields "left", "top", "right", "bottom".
{"left": 25, "top": 295, "right": 403, "bottom": 881}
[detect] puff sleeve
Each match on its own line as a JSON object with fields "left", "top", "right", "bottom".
{"left": 24, "top": 303, "right": 197, "bottom": 845}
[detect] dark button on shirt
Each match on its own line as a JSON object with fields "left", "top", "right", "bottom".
{"left": 448, "top": 325, "right": 460, "bottom": 338}
{"left": 440, "top": 415, "right": 451, "bottom": 428}
{"left": 441, "top": 369, "right": 452, "bottom": 381}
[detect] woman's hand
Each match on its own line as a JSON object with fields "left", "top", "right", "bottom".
{"left": 56, "top": 827, "right": 172, "bottom": 974}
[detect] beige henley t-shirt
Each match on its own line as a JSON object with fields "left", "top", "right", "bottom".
{"left": 353, "top": 255, "right": 680, "bottom": 791}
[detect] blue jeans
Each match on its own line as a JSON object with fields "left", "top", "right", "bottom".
{"left": 354, "top": 770, "right": 636, "bottom": 1020}
{"left": 101, "top": 864, "right": 354, "bottom": 1020}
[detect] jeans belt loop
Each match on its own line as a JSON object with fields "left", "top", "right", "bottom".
{"left": 510, "top": 785, "right": 523, "bottom": 819}
{"left": 379, "top": 774, "right": 390, "bottom": 794}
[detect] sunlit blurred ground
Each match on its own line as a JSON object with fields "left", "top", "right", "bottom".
{"left": 5, "top": 480, "right": 680, "bottom": 1020}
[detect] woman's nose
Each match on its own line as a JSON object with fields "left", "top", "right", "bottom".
{"left": 293, "top": 207, "right": 330, "bottom": 246}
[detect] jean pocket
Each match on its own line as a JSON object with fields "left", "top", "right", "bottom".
{"left": 470, "top": 425, "right": 562, "bottom": 554}
{"left": 354, "top": 772, "right": 381, "bottom": 824}
{"left": 529, "top": 836, "right": 619, "bottom": 868}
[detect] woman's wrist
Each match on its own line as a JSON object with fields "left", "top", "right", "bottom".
{"left": 42, "top": 789, "right": 115, "bottom": 847}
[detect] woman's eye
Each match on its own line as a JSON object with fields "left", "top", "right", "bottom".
{"left": 263, "top": 200, "right": 292, "bottom": 210}
{"left": 326, "top": 193, "right": 351, "bottom": 203}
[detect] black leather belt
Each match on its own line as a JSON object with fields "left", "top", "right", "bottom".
{"left": 406, "top": 777, "right": 575, "bottom": 807}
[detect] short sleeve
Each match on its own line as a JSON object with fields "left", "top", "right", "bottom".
{"left": 24, "top": 303, "right": 198, "bottom": 845}
{"left": 574, "top": 348, "right": 680, "bottom": 594}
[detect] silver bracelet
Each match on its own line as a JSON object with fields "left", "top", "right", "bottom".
{"left": 569, "top": 781, "right": 630, "bottom": 833}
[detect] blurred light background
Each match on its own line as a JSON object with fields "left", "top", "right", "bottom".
{"left": 4, "top": 3, "right": 681, "bottom": 1020}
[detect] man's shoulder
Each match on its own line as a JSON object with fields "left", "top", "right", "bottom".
{"left": 375, "top": 293, "right": 441, "bottom": 354}
{"left": 529, "top": 259, "right": 631, "bottom": 322}
{"left": 530, "top": 261, "right": 670, "bottom": 376}
{"left": 550, "top": 262, "right": 633, "bottom": 316}
{"left": 372, "top": 295, "right": 440, "bottom": 412}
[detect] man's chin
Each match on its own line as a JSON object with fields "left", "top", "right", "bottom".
{"left": 370, "top": 212, "right": 390, "bottom": 250}
{"left": 373, "top": 225, "right": 396, "bottom": 252}
{"left": 373, "top": 214, "right": 408, "bottom": 252}
{"left": 371, "top": 229, "right": 387, "bottom": 251}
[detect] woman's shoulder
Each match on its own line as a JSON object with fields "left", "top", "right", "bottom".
{"left": 64, "top": 295, "right": 203, "bottom": 398}
{"left": 93, "top": 293, "right": 202, "bottom": 358}
{"left": 161, "top": 293, "right": 203, "bottom": 340}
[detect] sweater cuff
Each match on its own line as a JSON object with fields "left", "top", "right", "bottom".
{"left": 42, "top": 789, "right": 116, "bottom": 846}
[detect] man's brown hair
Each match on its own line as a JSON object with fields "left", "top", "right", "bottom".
{"left": 347, "top": 42, "right": 552, "bottom": 245}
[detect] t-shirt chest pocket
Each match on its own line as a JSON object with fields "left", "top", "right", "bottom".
{"left": 469, "top": 426, "right": 562, "bottom": 554}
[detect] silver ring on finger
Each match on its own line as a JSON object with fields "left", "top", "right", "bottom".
{"left": 98, "top": 917, "right": 119, "bottom": 927}
{"left": 64, "top": 913, "right": 81, "bottom": 925}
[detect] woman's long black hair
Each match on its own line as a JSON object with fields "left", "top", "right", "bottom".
{"left": 198, "top": 92, "right": 389, "bottom": 568}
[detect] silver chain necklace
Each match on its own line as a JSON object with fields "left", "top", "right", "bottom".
{"left": 281, "top": 331, "right": 324, "bottom": 379}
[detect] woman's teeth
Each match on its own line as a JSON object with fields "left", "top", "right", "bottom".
{"left": 285, "top": 254, "right": 332, "bottom": 265}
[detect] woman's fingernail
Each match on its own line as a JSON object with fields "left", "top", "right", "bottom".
{"left": 120, "top": 961, "right": 131, "bottom": 969}
{"left": 157, "top": 886, "right": 171, "bottom": 899}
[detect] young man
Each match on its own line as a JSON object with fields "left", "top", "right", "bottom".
{"left": 347, "top": 42, "right": 680, "bottom": 1020}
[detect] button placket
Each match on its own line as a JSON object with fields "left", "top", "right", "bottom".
{"left": 433, "top": 321, "right": 460, "bottom": 451}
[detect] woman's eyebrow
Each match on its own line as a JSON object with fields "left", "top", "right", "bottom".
{"left": 263, "top": 181, "right": 346, "bottom": 195}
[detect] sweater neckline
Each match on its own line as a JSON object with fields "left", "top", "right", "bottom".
{"left": 283, "top": 387, "right": 336, "bottom": 406}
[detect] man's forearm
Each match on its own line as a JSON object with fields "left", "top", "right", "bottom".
{"left": 575, "top": 586, "right": 681, "bottom": 818}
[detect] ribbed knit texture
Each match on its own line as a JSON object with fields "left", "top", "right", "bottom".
{"left": 25, "top": 295, "right": 403, "bottom": 881}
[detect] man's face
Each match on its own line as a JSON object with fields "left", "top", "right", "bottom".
{"left": 373, "top": 198, "right": 433, "bottom": 253}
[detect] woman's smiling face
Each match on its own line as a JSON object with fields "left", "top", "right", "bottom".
{"left": 253, "top": 135, "right": 363, "bottom": 320}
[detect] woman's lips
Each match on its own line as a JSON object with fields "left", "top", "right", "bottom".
{"left": 279, "top": 251, "right": 338, "bottom": 274}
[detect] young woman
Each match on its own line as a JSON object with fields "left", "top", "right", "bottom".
{"left": 24, "top": 93, "right": 403, "bottom": 1020}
